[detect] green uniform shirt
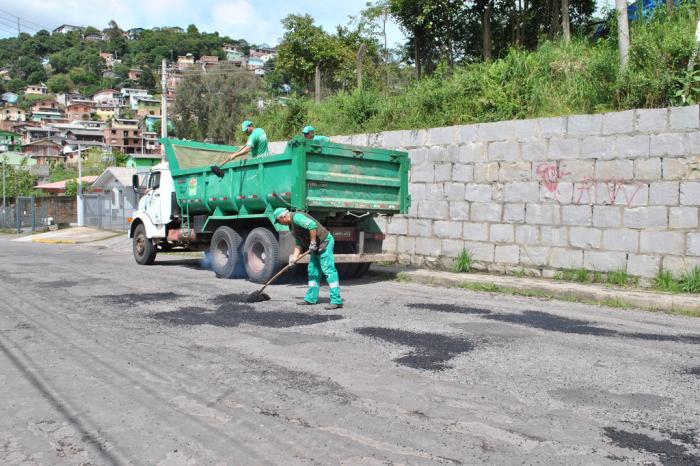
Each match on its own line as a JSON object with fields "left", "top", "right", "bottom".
{"left": 313, "top": 135, "right": 330, "bottom": 142}
{"left": 246, "top": 127, "right": 269, "bottom": 157}
{"left": 291, "top": 212, "right": 329, "bottom": 248}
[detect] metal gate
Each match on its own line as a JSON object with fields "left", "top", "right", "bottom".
{"left": 81, "top": 190, "right": 134, "bottom": 231}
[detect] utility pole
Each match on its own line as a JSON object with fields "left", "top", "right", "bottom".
{"left": 315, "top": 64, "right": 321, "bottom": 104}
{"left": 17, "top": 17, "right": 20, "bottom": 36}
{"left": 616, "top": 0, "right": 630, "bottom": 68}
{"left": 561, "top": 0, "right": 571, "bottom": 43}
{"left": 2, "top": 156, "right": 6, "bottom": 210}
{"left": 77, "top": 143, "right": 83, "bottom": 226}
{"left": 160, "top": 58, "right": 168, "bottom": 160}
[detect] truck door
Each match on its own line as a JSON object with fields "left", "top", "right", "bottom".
{"left": 144, "top": 171, "right": 162, "bottom": 224}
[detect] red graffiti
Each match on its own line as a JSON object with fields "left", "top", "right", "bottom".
{"left": 574, "top": 178, "right": 646, "bottom": 206}
{"left": 536, "top": 163, "right": 571, "bottom": 201}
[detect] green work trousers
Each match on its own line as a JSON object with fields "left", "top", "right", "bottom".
{"left": 304, "top": 235, "right": 342, "bottom": 305}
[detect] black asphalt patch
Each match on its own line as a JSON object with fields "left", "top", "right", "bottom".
{"left": 603, "top": 427, "right": 700, "bottom": 466}
{"left": 210, "top": 293, "right": 252, "bottom": 305}
{"left": 154, "top": 304, "right": 343, "bottom": 328}
{"left": 98, "top": 292, "right": 183, "bottom": 305}
{"left": 405, "top": 303, "right": 491, "bottom": 315}
{"left": 683, "top": 366, "right": 700, "bottom": 376}
{"left": 484, "top": 311, "right": 700, "bottom": 343}
{"left": 355, "top": 327, "right": 474, "bottom": 371}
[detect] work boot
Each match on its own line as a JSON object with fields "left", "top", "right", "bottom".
{"left": 325, "top": 303, "right": 343, "bottom": 310}
{"left": 297, "top": 300, "right": 316, "bottom": 305}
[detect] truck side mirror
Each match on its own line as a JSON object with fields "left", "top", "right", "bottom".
{"left": 132, "top": 174, "right": 139, "bottom": 193}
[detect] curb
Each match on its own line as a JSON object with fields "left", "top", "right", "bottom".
{"left": 32, "top": 238, "right": 76, "bottom": 244}
{"left": 383, "top": 268, "right": 700, "bottom": 315}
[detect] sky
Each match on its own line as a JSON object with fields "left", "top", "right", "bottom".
{"left": 0, "top": 0, "right": 406, "bottom": 47}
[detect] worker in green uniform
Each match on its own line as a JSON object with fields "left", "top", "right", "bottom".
{"left": 302, "top": 125, "right": 330, "bottom": 142}
{"left": 227, "top": 120, "right": 269, "bottom": 161}
{"left": 273, "top": 207, "right": 343, "bottom": 309}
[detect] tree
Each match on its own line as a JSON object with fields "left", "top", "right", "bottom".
{"left": 47, "top": 74, "right": 73, "bottom": 93}
{"left": 0, "top": 158, "right": 37, "bottom": 197}
{"left": 138, "top": 66, "right": 156, "bottom": 91}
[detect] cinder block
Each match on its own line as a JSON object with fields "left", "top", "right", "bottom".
{"left": 503, "top": 203, "right": 525, "bottom": 223}
{"left": 650, "top": 133, "right": 687, "bottom": 157}
{"left": 536, "top": 116, "right": 567, "bottom": 137}
{"left": 609, "top": 134, "right": 650, "bottom": 159}
{"left": 408, "top": 219, "right": 432, "bottom": 237}
{"left": 513, "top": 119, "right": 537, "bottom": 140}
{"left": 473, "top": 162, "right": 499, "bottom": 182}
{"left": 409, "top": 183, "right": 426, "bottom": 201}
{"left": 526, "top": 203, "right": 561, "bottom": 225}
{"left": 680, "top": 182, "right": 700, "bottom": 206}
{"left": 495, "top": 244, "right": 520, "bottom": 264}
{"left": 434, "top": 221, "right": 463, "bottom": 239}
{"left": 636, "top": 108, "right": 668, "bottom": 132}
{"left": 594, "top": 160, "right": 634, "bottom": 180}
{"left": 418, "top": 200, "right": 449, "bottom": 220}
{"left": 548, "top": 137, "right": 579, "bottom": 159}
{"left": 408, "top": 148, "right": 428, "bottom": 164}
{"left": 499, "top": 161, "right": 531, "bottom": 181}
{"left": 387, "top": 218, "right": 408, "bottom": 235}
{"left": 602, "top": 110, "right": 634, "bottom": 135}
{"left": 596, "top": 182, "right": 648, "bottom": 207}
{"left": 504, "top": 182, "right": 540, "bottom": 202}
{"left": 458, "top": 124, "right": 478, "bottom": 144}
{"left": 634, "top": 158, "right": 661, "bottom": 179}
{"left": 688, "top": 133, "right": 700, "bottom": 155}
{"left": 491, "top": 183, "right": 504, "bottom": 202}
{"left": 463, "top": 222, "right": 489, "bottom": 241}
{"left": 383, "top": 129, "right": 426, "bottom": 148}
{"left": 662, "top": 158, "right": 688, "bottom": 180}
{"left": 478, "top": 120, "right": 513, "bottom": 141}
{"left": 688, "top": 233, "right": 700, "bottom": 256}
{"left": 539, "top": 182, "right": 573, "bottom": 204}
{"left": 410, "top": 163, "right": 434, "bottom": 182}
{"left": 449, "top": 202, "right": 470, "bottom": 221}
{"left": 584, "top": 250, "right": 627, "bottom": 272}
{"left": 562, "top": 205, "right": 592, "bottom": 226}
{"left": 458, "top": 143, "right": 485, "bottom": 163}
{"left": 397, "top": 236, "right": 415, "bottom": 255}
{"left": 580, "top": 135, "right": 609, "bottom": 159}
{"left": 548, "top": 248, "right": 583, "bottom": 268}
{"left": 464, "top": 184, "right": 492, "bottom": 202}
{"left": 521, "top": 138, "right": 547, "bottom": 160}
{"left": 669, "top": 105, "right": 699, "bottom": 130}
{"left": 628, "top": 254, "right": 660, "bottom": 278}
{"left": 540, "top": 226, "right": 568, "bottom": 246}
{"left": 640, "top": 231, "right": 685, "bottom": 255}
{"left": 669, "top": 207, "right": 699, "bottom": 228}
{"left": 567, "top": 114, "right": 603, "bottom": 136}
{"left": 367, "top": 132, "right": 382, "bottom": 147}
{"left": 559, "top": 160, "right": 594, "bottom": 181}
{"left": 520, "top": 246, "right": 550, "bottom": 266}
{"left": 445, "top": 182, "right": 465, "bottom": 201}
{"left": 592, "top": 206, "right": 622, "bottom": 228}
{"left": 382, "top": 234, "right": 398, "bottom": 253}
{"left": 490, "top": 224, "right": 514, "bottom": 243}
{"left": 663, "top": 255, "right": 700, "bottom": 275}
{"left": 464, "top": 241, "right": 495, "bottom": 261}
{"left": 516, "top": 225, "right": 540, "bottom": 244}
{"left": 425, "top": 183, "right": 446, "bottom": 201}
{"left": 427, "top": 126, "right": 458, "bottom": 145}
{"left": 470, "top": 203, "right": 502, "bottom": 222}
{"left": 488, "top": 141, "right": 520, "bottom": 161}
{"left": 452, "top": 163, "right": 474, "bottom": 182}
{"left": 434, "top": 163, "right": 452, "bottom": 182}
{"left": 623, "top": 206, "right": 668, "bottom": 228}
{"left": 427, "top": 146, "right": 449, "bottom": 162}
{"left": 569, "top": 227, "right": 602, "bottom": 249}
{"left": 415, "top": 237, "right": 438, "bottom": 256}
{"left": 649, "top": 181, "right": 679, "bottom": 205}
{"left": 603, "top": 228, "right": 639, "bottom": 252}
{"left": 441, "top": 239, "right": 464, "bottom": 257}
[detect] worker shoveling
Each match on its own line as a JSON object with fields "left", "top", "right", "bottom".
{"left": 246, "top": 250, "right": 311, "bottom": 303}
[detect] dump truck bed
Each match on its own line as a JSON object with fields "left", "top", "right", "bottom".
{"left": 162, "top": 137, "right": 410, "bottom": 219}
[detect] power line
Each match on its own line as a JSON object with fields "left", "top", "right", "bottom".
{"left": 0, "top": 15, "right": 41, "bottom": 32}
{"left": 0, "top": 25, "right": 18, "bottom": 36}
{"left": 0, "top": 9, "right": 50, "bottom": 30}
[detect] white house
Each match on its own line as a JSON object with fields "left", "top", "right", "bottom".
{"left": 53, "top": 24, "right": 81, "bottom": 34}
{"left": 92, "top": 166, "right": 139, "bottom": 212}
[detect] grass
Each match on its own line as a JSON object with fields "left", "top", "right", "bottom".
{"left": 679, "top": 267, "right": 700, "bottom": 293}
{"left": 655, "top": 270, "right": 680, "bottom": 292}
{"left": 653, "top": 267, "right": 700, "bottom": 294}
{"left": 606, "top": 268, "right": 633, "bottom": 287}
{"left": 453, "top": 249, "right": 472, "bottom": 273}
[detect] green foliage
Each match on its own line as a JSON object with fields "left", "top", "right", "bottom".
{"left": 49, "top": 165, "right": 79, "bottom": 182}
{"left": 0, "top": 158, "right": 38, "bottom": 197}
{"left": 47, "top": 74, "right": 74, "bottom": 94}
{"left": 453, "top": 248, "right": 472, "bottom": 273}
{"left": 679, "top": 267, "right": 700, "bottom": 293}
{"left": 655, "top": 270, "right": 680, "bottom": 292}
{"left": 607, "top": 269, "right": 631, "bottom": 287}
{"left": 64, "top": 180, "right": 90, "bottom": 196}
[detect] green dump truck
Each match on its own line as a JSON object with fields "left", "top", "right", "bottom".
{"left": 128, "top": 137, "right": 410, "bottom": 282}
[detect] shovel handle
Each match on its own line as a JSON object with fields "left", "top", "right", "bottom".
{"left": 257, "top": 250, "right": 311, "bottom": 295}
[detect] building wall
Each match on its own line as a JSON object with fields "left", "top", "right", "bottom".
{"left": 323, "top": 105, "right": 700, "bottom": 279}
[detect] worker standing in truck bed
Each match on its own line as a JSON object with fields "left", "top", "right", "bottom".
{"left": 227, "top": 120, "right": 269, "bottom": 161}
{"left": 302, "top": 125, "right": 330, "bottom": 142}
{"left": 273, "top": 207, "right": 343, "bottom": 310}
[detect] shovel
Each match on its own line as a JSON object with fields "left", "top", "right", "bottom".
{"left": 246, "top": 250, "right": 311, "bottom": 303}
{"left": 211, "top": 161, "right": 227, "bottom": 178}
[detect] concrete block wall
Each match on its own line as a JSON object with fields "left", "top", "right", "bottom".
{"left": 349, "top": 105, "right": 700, "bottom": 279}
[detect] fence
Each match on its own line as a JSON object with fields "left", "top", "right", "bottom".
{"left": 81, "top": 189, "right": 137, "bottom": 231}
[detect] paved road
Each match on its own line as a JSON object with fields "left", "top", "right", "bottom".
{"left": 1, "top": 235, "right": 699, "bottom": 465}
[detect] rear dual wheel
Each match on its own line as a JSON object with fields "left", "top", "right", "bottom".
{"left": 242, "top": 227, "right": 284, "bottom": 283}
{"left": 210, "top": 226, "right": 244, "bottom": 278}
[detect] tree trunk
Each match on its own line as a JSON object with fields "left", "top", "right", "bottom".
{"left": 356, "top": 43, "right": 366, "bottom": 90}
{"left": 561, "top": 0, "right": 571, "bottom": 43}
{"left": 550, "top": 0, "right": 560, "bottom": 38}
{"left": 314, "top": 64, "right": 321, "bottom": 103}
{"left": 616, "top": 0, "right": 630, "bottom": 68}
{"left": 483, "top": 3, "right": 492, "bottom": 61}
{"left": 667, "top": 0, "right": 674, "bottom": 13}
{"left": 383, "top": 9, "right": 389, "bottom": 91}
{"left": 414, "top": 32, "right": 421, "bottom": 79}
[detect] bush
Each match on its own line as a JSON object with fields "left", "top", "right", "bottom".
{"left": 453, "top": 249, "right": 472, "bottom": 273}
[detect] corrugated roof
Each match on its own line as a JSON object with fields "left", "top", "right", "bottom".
{"left": 36, "top": 176, "right": 99, "bottom": 190}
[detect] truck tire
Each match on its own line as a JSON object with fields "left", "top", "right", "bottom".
{"left": 355, "top": 262, "right": 371, "bottom": 279}
{"left": 243, "top": 227, "right": 283, "bottom": 283}
{"left": 133, "top": 223, "right": 157, "bottom": 265}
{"left": 210, "top": 226, "right": 244, "bottom": 279}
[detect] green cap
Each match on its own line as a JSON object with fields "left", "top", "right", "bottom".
{"left": 302, "top": 125, "right": 315, "bottom": 134}
{"left": 272, "top": 207, "right": 289, "bottom": 222}
{"left": 241, "top": 120, "right": 253, "bottom": 132}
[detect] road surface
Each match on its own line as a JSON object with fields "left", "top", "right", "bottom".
{"left": 1, "top": 235, "right": 699, "bottom": 465}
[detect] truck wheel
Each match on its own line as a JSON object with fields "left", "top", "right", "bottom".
{"left": 355, "top": 262, "right": 371, "bottom": 279}
{"left": 210, "top": 226, "right": 244, "bottom": 279}
{"left": 133, "top": 223, "right": 157, "bottom": 265}
{"left": 243, "top": 227, "right": 283, "bottom": 283}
